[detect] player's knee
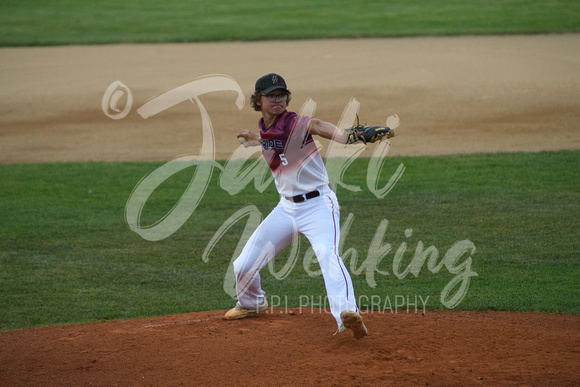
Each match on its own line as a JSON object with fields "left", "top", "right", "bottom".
{"left": 232, "top": 258, "right": 245, "bottom": 277}
{"left": 233, "top": 256, "right": 256, "bottom": 279}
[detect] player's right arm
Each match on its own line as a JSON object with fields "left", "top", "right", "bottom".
{"left": 237, "top": 130, "right": 261, "bottom": 147}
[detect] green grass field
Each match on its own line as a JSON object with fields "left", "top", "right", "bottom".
{"left": 1, "top": 152, "right": 578, "bottom": 330}
{"left": 0, "top": 0, "right": 579, "bottom": 46}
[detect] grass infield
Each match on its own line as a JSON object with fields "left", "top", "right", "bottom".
{"left": 0, "top": 0, "right": 579, "bottom": 46}
{"left": 1, "top": 151, "right": 578, "bottom": 330}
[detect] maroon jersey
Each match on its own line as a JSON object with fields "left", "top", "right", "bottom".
{"left": 259, "top": 110, "right": 329, "bottom": 196}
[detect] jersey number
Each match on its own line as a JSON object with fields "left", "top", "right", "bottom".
{"left": 279, "top": 153, "right": 289, "bottom": 166}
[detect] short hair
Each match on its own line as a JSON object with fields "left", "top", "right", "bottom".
{"left": 250, "top": 90, "right": 292, "bottom": 112}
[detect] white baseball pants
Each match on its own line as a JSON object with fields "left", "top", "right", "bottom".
{"left": 232, "top": 187, "right": 358, "bottom": 327}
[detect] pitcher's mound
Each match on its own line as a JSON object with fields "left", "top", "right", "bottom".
{"left": 1, "top": 309, "right": 578, "bottom": 386}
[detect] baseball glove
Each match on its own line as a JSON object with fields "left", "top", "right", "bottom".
{"left": 345, "top": 116, "right": 395, "bottom": 144}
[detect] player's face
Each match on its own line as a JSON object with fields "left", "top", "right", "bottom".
{"left": 259, "top": 91, "right": 288, "bottom": 115}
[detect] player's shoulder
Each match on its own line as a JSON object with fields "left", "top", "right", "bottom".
{"left": 282, "top": 110, "right": 311, "bottom": 125}
{"left": 273, "top": 110, "right": 295, "bottom": 128}
{"left": 281, "top": 110, "right": 297, "bottom": 121}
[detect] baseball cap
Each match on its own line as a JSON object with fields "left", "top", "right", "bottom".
{"left": 255, "top": 73, "right": 288, "bottom": 94}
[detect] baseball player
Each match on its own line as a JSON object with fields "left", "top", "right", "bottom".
{"left": 224, "top": 73, "right": 394, "bottom": 339}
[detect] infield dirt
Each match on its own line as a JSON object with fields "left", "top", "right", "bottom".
{"left": 1, "top": 34, "right": 579, "bottom": 163}
{"left": 0, "top": 35, "right": 579, "bottom": 386}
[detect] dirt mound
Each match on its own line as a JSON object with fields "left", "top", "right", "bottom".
{"left": 1, "top": 310, "right": 578, "bottom": 386}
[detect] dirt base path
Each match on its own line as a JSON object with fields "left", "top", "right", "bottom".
{"left": 0, "top": 35, "right": 579, "bottom": 386}
{"left": 1, "top": 34, "right": 579, "bottom": 163}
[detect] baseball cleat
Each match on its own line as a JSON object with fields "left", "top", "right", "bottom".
{"left": 340, "top": 310, "right": 367, "bottom": 339}
{"left": 223, "top": 299, "right": 269, "bottom": 320}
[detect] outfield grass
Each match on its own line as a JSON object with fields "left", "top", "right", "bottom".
{"left": 0, "top": 0, "right": 579, "bottom": 46}
{"left": 1, "top": 151, "right": 578, "bottom": 330}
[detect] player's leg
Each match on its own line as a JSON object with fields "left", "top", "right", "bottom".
{"left": 297, "top": 190, "right": 359, "bottom": 327}
{"left": 231, "top": 201, "right": 297, "bottom": 310}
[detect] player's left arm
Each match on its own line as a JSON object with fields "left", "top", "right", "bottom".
{"left": 307, "top": 118, "right": 350, "bottom": 144}
{"left": 309, "top": 117, "right": 396, "bottom": 145}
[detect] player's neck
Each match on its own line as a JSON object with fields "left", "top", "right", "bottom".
{"left": 262, "top": 112, "right": 281, "bottom": 130}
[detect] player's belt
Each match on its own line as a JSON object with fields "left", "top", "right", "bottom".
{"left": 285, "top": 190, "right": 320, "bottom": 203}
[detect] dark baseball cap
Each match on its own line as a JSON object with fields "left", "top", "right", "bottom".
{"left": 255, "top": 73, "right": 288, "bottom": 94}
